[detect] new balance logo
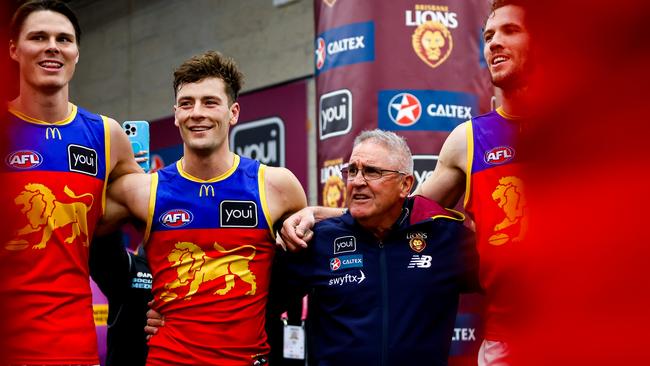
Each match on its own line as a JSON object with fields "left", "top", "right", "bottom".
{"left": 407, "top": 255, "right": 432, "bottom": 269}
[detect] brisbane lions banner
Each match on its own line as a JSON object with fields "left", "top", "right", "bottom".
{"left": 315, "top": 0, "right": 492, "bottom": 206}
{"left": 315, "top": 0, "right": 492, "bottom": 363}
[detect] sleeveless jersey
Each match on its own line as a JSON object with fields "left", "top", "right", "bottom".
{"left": 464, "top": 107, "right": 527, "bottom": 341}
{"left": 145, "top": 155, "right": 275, "bottom": 366}
{"left": 0, "top": 104, "right": 108, "bottom": 364}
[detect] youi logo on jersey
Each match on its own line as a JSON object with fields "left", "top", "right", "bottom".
{"left": 68, "top": 144, "right": 97, "bottom": 176}
{"left": 220, "top": 200, "right": 258, "bottom": 228}
{"left": 333, "top": 236, "right": 356, "bottom": 254}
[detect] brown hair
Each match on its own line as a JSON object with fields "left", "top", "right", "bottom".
{"left": 491, "top": 0, "right": 527, "bottom": 13}
{"left": 173, "top": 50, "right": 244, "bottom": 104}
{"left": 10, "top": 0, "right": 81, "bottom": 44}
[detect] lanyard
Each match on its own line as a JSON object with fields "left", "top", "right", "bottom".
{"left": 281, "top": 295, "right": 308, "bottom": 326}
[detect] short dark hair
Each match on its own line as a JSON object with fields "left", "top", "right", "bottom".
{"left": 173, "top": 50, "right": 244, "bottom": 104}
{"left": 10, "top": 0, "right": 82, "bottom": 45}
{"left": 491, "top": 0, "right": 526, "bottom": 13}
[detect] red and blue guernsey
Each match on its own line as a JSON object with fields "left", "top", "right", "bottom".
{"left": 145, "top": 155, "right": 275, "bottom": 366}
{"left": 464, "top": 107, "right": 527, "bottom": 342}
{"left": 1, "top": 104, "right": 109, "bottom": 364}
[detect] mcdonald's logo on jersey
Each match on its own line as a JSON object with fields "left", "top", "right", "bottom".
{"left": 199, "top": 184, "right": 215, "bottom": 197}
{"left": 46, "top": 127, "right": 62, "bottom": 140}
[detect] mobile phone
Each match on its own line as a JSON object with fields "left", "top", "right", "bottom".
{"left": 123, "top": 120, "right": 150, "bottom": 172}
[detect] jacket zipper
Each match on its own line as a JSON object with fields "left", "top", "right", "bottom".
{"left": 379, "top": 240, "right": 388, "bottom": 366}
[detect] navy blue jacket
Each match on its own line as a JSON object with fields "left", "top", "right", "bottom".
{"left": 274, "top": 196, "right": 479, "bottom": 366}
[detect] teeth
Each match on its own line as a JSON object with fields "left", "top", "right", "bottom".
{"left": 493, "top": 56, "right": 507, "bottom": 64}
{"left": 189, "top": 126, "right": 210, "bottom": 132}
{"left": 40, "top": 61, "right": 62, "bottom": 68}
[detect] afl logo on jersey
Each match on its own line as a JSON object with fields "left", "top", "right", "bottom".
{"left": 160, "top": 209, "right": 194, "bottom": 228}
{"left": 484, "top": 146, "right": 515, "bottom": 165}
{"left": 6, "top": 150, "right": 43, "bottom": 169}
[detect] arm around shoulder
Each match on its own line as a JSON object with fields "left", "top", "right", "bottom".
{"left": 98, "top": 172, "right": 152, "bottom": 234}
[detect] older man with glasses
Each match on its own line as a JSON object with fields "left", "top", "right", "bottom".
{"left": 270, "top": 129, "right": 480, "bottom": 365}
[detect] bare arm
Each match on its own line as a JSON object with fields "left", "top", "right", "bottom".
{"left": 263, "top": 166, "right": 308, "bottom": 251}
{"left": 96, "top": 118, "right": 150, "bottom": 235}
{"left": 97, "top": 172, "right": 151, "bottom": 235}
{"left": 414, "top": 122, "right": 468, "bottom": 208}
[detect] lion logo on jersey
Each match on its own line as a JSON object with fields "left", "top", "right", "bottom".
{"left": 160, "top": 241, "right": 257, "bottom": 302}
{"left": 488, "top": 176, "right": 528, "bottom": 246}
{"left": 6, "top": 183, "right": 94, "bottom": 250}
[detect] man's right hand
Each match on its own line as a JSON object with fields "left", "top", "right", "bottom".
{"left": 277, "top": 206, "right": 349, "bottom": 251}
{"left": 277, "top": 207, "right": 317, "bottom": 252}
{"left": 145, "top": 301, "right": 164, "bottom": 340}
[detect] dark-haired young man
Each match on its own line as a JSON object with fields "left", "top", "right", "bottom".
{"left": 1, "top": 1, "right": 141, "bottom": 364}
{"left": 103, "top": 50, "right": 307, "bottom": 365}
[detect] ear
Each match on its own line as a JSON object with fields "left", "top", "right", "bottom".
{"left": 173, "top": 105, "right": 179, "bottom": 127}
{"left": 228, "top": 102, "right": 240, "bottom": 127}
{"left": 9, "top": 40, "right": 18, "bottom": 62}
{"left": 399, "top": 175, "right": 415, "bottom": 198}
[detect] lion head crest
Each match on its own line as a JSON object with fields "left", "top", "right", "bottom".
{"left": 488, "top": 176, "right": 528, "bottom": 245}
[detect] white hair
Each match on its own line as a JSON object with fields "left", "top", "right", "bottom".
{"left": 353, "top": 129, "right": 413, "bottom": 174}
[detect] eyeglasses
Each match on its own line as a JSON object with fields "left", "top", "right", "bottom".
{"left": 340, "top": 164, "right": 406, "bottom": 181}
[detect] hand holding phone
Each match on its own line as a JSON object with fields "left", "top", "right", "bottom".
{"left": 123, "top": 121, "right": 150, "bottom": 172}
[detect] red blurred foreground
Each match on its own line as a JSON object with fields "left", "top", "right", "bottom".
{"left": 513, "top": 1, "right": 650, "bottom": 364}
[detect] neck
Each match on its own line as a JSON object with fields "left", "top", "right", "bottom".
{"left": 499, "top": 84, "right": 529, "bottom": 117}
{"left": 10, "top": 83, "right": 71, "bottom": 122}
{"left": 181, "top": 147, "right": 235, "bottom": 180}
{"left": 357, "top": 202, "right": 405, "bottom": 240}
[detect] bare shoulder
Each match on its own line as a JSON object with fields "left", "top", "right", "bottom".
{"left": 105, "top": 117, "right": 126, "bottom": 143}
{"left": 414, "top": 121, "right": 469, "bottom": 207}
{"left": 264, "top": 166, "right": 306, "bottom": 202}
{"left": 440, "top": 121, "right": 469, "bottom": 168}
{"left": 263, "top": 166, "right": 307, "bottom": 222}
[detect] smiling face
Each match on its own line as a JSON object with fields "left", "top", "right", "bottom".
{"left": 346, "top": 141, "right": 413, "bottom": 231}
{"left": 483, "top": 5, "right": 531, "bottom": 90}
{"left": 9, "top": 10, "right": 79, "bottom": 94}
{"left": 174, "top": 77, "right": 240, "bottom": 156}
